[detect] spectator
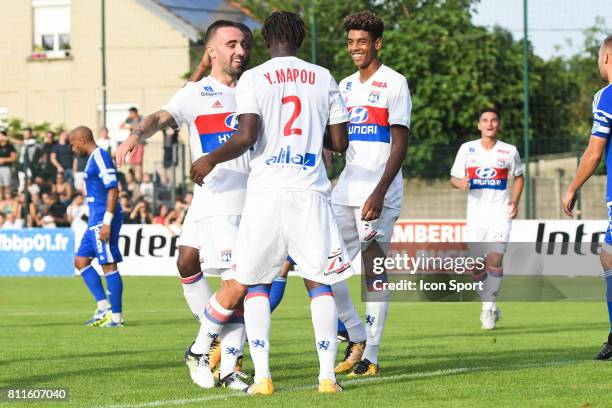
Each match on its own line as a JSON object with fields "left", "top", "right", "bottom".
{"left": 3, "top": 212, "right": 24, "bottom": 229}
{"left": 119, "top": 107, "right": 144, "bottom": 181}
{"left": 28, "top": 192, "right": 44, "bottom": 227}
{"left": 96, "top": 126, "right": 112, "bottom": 156}
{"left": 152, "top": 204, "right": 170, "bottom": 225}
{"left": 73, "top": 149, "right": 88, "bottom": 194}
{"left": 50, "top": 131, "right": 74, "bottom": 184}
{"left": 128, "top": 200, "right": 152, "bottom": 224}
{"left": 0, "top": 189, "right": 17, "bottom": 214}
{"left": 140, "top": 172, "right": 154, "bottom": 204}
{"left": 119, "top": 193, "right": 132, "bottom": 224}
{"left": 40, "top": 130, "right": 57, "bottom": 179}
{"left": 67, "top": 192, "right": 88, "bottom": 245}
{"left": 124, "top": 168, "right": 140, "bottom": 200}
{"left": 53, "top": 171, "right": 74, "bottom": 204}
{"left": 162, "top": 127, "right": 179, "bottom": 184}
{"left": 43, "top": 192, "right": 68, "bottom": 227}
{"left": 18, "top": 127, "right": 42, "bottom": 192}
{"left": 164, "top": 207, "right": 185, "bottom": 237}
{"left": 0, "top": 129, "right": 17, "bottom": 194}
{"left": 0, "top": 211, "right": 4, "bottom": 228}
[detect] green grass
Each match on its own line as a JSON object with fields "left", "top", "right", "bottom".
{"left": 1, "top": 276, "right": 611, "bottom": 408}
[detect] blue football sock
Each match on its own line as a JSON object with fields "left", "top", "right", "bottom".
{"left": 80, "top": 265, "right": 107, "bottom": 303}
{"left": 605, "top": 270, "right": 612, "bottom": 333}
{"left": 104, "top": 271, "right": 123, "bottom": 313}
{"left": 338, "top": 319, "right": 347, "bottom": 333}
{"left": 269, "top": 278, "right": 287, "bottom": 312}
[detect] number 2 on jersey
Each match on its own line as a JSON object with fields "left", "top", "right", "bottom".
{"left": 281, "top": 95, "right": 302, "bottom": 136}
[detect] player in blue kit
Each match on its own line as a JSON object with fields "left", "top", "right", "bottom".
{"left": 70, "top": 126, "right": 124, "bottom": 327}
{"left": 563, "top": 36, "right": 612, "bottom": 360}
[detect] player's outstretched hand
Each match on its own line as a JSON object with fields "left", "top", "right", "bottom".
{"left": 362, "top": 190, "right": 384, "bottom": 221}
{"left": 190, "top": 156, "right": 215, "bottom": 186}
{"left": 100, "top": 224, "right": 111, "bottom": 241}
{"left": 562, "top": 189, "right": 578, "bottom": 218}
{"left": 115, "top": 135, "right": 140, "bottom": 167}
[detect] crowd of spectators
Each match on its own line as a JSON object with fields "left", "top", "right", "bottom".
{"left": 0, "top": 115, "right": 186, "bottom": 235}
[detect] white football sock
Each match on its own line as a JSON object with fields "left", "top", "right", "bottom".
{"left": 310, "top": 289, "right": 338, "bottom": 382}
{"left": 363, "top": 301, "right": 389, "bottom": 365}
{"left": 181, "top": 272, "right": 212, "bottom": 321}
{"left": 244, "top": 294, "right": 271, "bottom": 382}
{"left": 332, "top": 280, "right": 366, "bottom": 343}
{"left": 191, "top": 294, "right": 233, "bottom": 355}
{"left": 219, "top": 319, "right": 245, "bottom": 378}
{"left": 111, "top": 312, "right": 122, "bottom": 323}
{"left": 97, "top": 299, "right": 111, "bottom": 311}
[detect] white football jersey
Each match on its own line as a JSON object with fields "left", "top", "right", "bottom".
{"left": 235, "top": 56, "right": 349, "bottom": 195}
{"left": 450, "top": 139, "right": 523, "bottom": 228}
{"left": 332, "top": 65, "right": 412, "bottom": 210}
{"left": 163, "top": 76, "right": 249, "bottom": 219}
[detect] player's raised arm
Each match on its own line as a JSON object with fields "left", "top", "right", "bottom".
{"left": 115, "top": 110, "right": 177, "bottom": 167}
{"left": 563, "top": 136, "right": 606, "bottom": 217}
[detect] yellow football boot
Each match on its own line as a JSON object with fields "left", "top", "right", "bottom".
{"left": 335, "top": 341, "right": 365, "bottom": 373}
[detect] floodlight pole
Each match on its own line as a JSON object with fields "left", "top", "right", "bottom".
{"left": 101, "top": 0, "right": 107, "bottom": 128}
{"left": 522, "top": 0, "right": 531, "bottom": 218}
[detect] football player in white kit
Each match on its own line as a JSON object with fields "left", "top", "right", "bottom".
{"left": 331, "top": 11, "right": 411, "bottom": 377}
{"left": 187, "top": 11, "right": 353, "bottom": 395}
{"left": 450, "top": 108, "right": 524, "bottom": 330}
{"left": 115, "top": 20, "right": 252, "bottom": 390}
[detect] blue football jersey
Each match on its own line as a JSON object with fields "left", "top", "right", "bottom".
{"left": 592, "top": 84, "right": 612, "bottom": 202}
{"left": 84, "top": 147, "right": 122, "bottom": 225}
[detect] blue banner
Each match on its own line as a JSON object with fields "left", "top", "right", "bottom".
{"left": 0, "top": 228, "right": 74, "bottom": 276}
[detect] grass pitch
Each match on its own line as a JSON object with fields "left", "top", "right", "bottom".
{"left": 1, "top": 276, "right": 611, "bottom": 408}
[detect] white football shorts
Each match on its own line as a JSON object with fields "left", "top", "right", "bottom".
{"left": 465, "top": 221, "right": 512, "bottom": 256}
{"left": 233, "top": 189, "right": 354, "bottom": 285}
{"left": 332, "top": 203, "right": 400, "bottom": 259}
{"left": 177, "top": 207, "right": 240, "bottom": 279}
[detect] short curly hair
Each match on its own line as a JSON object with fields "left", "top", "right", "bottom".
{"left": 343, "top": 11, "right": 384, "bottom": 40}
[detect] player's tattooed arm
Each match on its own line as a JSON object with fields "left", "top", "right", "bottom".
{"left": 116, "top": 110, "right": 177, "bottom": 167}
{"left": 131, "top": 110, "right": 177, "bottom": 142}
{"left": 362, "top": 125, "right": 409, "bottom": 221}
{"left": 324, "top": 123, "right": 349, "bottom": 153}
{"left": 190, "top": 113, "right": 259, "bottom": 186}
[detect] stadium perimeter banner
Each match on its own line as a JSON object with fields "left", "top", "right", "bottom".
{"left": 0, "top": 221, "right": 607, "bottom": 276}
{"left": 0, "top": 228, "right": 74, "bottom": 276}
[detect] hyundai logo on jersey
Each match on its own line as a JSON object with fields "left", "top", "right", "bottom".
{"left": 475, "top": 167, "right": 497, "bottom": 179}
{"left": 265, "top": 146, "right": 316, "bottom": 170}
{"left": 467, "top": 167, "right": 509, "bottom": 190}
{"left": 194, "top": 113, "right": 236, "bottom": 153}
{"left": 347, "top": 106, "right": 391, "bottom": 143}
{"left": 350, "top": 107, "right": 369, "bottom": 124}
{"left": 224, "top": 113, "right": 238, "bottom": 130}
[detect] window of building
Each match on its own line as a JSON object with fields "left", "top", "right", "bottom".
{"left": 32, "top": 0, "right": 71, "bottom": 57}
{"left": 98, "top": 104, "right": 140, "bottom": 144}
